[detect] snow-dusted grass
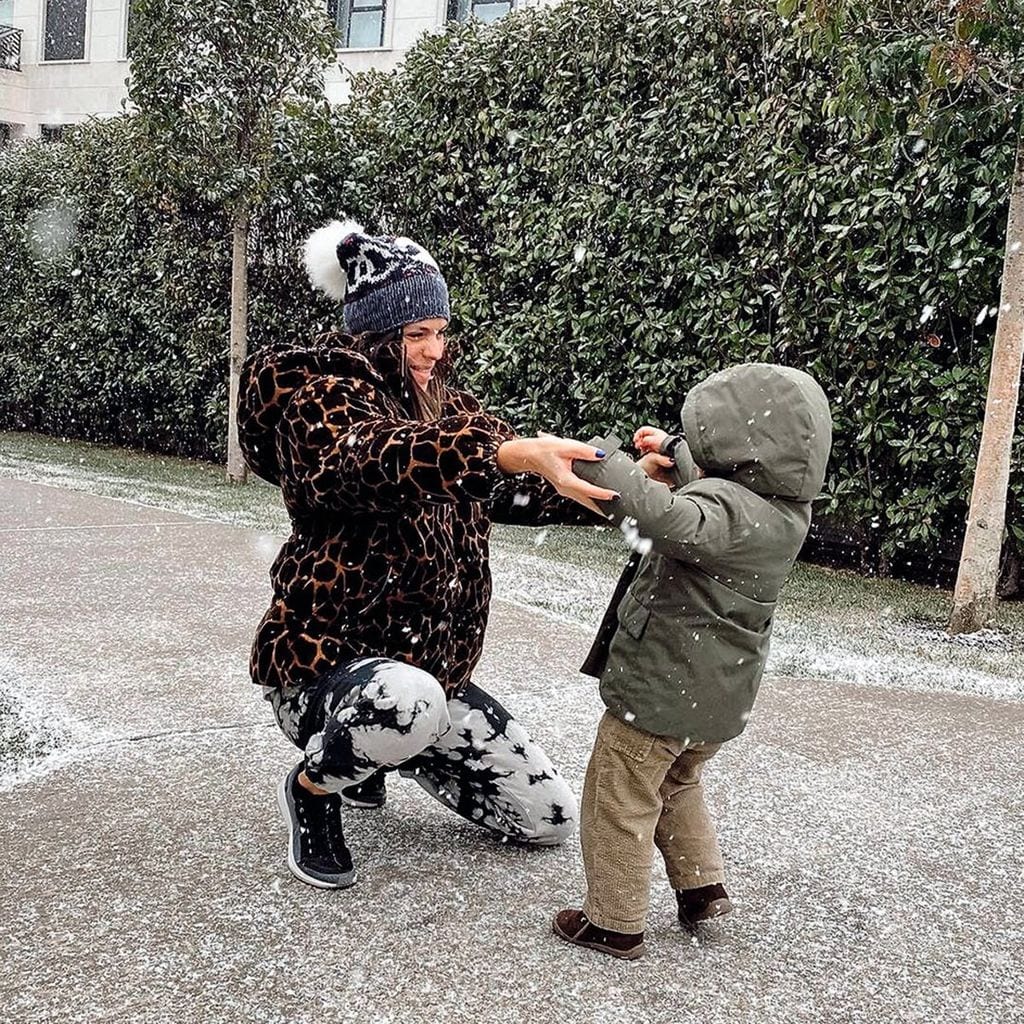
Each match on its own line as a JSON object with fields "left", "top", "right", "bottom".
{"left": 0, "top": 430, "right": 288, "bottom": 532}
{"left": 0, "top": 656, "right": 97, "bottom": 792}
{"left": 0, "top": 685, "right": 66, "bottom": 782}
{"left": 492, "top": 529, "right": 1024, "bottom": 700}
{"left": 3, "top": 430, "right": 1022, "bottom": 701}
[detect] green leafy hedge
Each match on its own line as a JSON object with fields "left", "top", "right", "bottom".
{"left": 0, "top": 111, "right": 363, "bottom": 459}
{"left": 0, "top": 0, "right": 1021, "bottom": 583}
{"left": 350, "top": 0, "right": 1023, "bottom": 581}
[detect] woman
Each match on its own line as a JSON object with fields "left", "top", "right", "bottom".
{"left": 237, "top": 220, "right": 614, "bottom": 889}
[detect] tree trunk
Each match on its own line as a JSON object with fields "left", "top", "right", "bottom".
{"left": 226, "top": 210, "right": 249, "bottom": 484}
{"left": 949, "top": 135, "right": 1024, "bottom": 634}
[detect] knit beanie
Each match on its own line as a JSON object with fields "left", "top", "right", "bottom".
{"left": 303, "top": 219, "right": 451, "bottom": 335}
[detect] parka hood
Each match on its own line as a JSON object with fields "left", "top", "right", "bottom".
{"left": 681, "top": 363, "right": 831, "bottom": 502}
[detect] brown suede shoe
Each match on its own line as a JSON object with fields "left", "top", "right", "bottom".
{"left": 676, "top": 884, "right": 733, "bottom": 931}
{"left": 552, "top": 909, "right": 645, "bottom": 961}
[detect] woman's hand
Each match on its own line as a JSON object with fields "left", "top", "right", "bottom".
{"left": 633, "top": 426, "right": 670, "bottom": 455}
{"left": 497, "top": 436, "right": 619, "bottom": 507}
{"left": 637, "top": 452, "right": 676, "bottom": 486}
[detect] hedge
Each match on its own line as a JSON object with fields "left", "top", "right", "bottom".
{"left": 0, "top": 0, "right": 1021, "bottom": 585}
{"left": 0, "top": 111, "right": 364, "bottom": 458}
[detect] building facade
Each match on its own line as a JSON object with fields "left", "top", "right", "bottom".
{"left": 0, "top": 0, "right": 531, "bottom": 145}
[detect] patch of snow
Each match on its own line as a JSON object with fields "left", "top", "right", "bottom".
{"left": 0, "top": 453, "right": 288, "bottom": 533}
{"left": 490, "top": 545, "right": 1023, "bottom": 702}
{"left": 0, "top": 655, "right": 96, "bottom": 793}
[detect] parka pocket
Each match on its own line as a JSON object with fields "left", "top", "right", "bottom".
{"left": 617, "top": 592, "right": 652, "bottom": 641}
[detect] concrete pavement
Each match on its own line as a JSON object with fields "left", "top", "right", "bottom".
{"left": 1, "top": 477, "right": 1022, "bottom": 1024}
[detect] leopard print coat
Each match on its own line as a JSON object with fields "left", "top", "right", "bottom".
{"left": 238, "top": 338, "right": 588, "bottom": 697}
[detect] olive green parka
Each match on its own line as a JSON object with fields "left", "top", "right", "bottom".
{"left": 576, "top": 363, "right": 832, "bottom": 744}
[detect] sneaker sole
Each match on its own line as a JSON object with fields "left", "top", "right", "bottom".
{"left": 551, "top": 918, "right": 645, "bottom": 961}
{"left": 277, "top": 773, "right": 358, "bottom": 890}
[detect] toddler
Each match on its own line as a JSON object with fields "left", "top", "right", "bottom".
{"left": 553, "top": 362, "right": 831, "bottom": 960}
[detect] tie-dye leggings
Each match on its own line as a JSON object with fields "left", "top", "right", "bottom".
{"left": 264, "top": 657, "right": 577, "bottom": 846}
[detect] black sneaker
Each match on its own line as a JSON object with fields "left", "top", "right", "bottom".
{"left": 277, "top": 763, "right": 357, "bottom": 889}
{"left": 676, "top": 883, "right": 733, "bottom": 931}
{"left": 340, "top": 769, "right": 388, "bottom": 809}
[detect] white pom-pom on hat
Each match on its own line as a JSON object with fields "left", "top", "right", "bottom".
{"left": 303, "top": 218, "right": 365, "bottom": 300}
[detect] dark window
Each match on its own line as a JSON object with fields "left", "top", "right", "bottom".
{"left": 0, "top": 24, "right": 20, "bottom": 71}
{"left": 447, "top": 0, "right": 513, "bottom": 23}
{"left": 0, "top": 122, "right": 13, "bottom": 149}
{"left": 41, "top": 124, "right": 66, "bottom": 142}
{"left": 44, "top": 0, "right": 87, "bottom": 61}
{"left": 329, "top": 0, "right": 385, "bottom": 48}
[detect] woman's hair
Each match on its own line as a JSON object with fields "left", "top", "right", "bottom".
{"left": 347, "top": 327, "right": 448, "bottom": 422}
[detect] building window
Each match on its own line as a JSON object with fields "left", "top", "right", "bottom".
{"left": 447, "top": 0, "right": 513, "bottom": 23}
{"left": 44, "top": 0, "right": 87, "bottom": 61}
{"left": 0, "top": 122, "right": 13, "bottom": 149}
{"left": 329, "top": 0, "right": 386, "bottom": 49}
{"left": 123, "top": 0, "right": 132, "bottom": 58}
{"left": 0, "top": 24, "right": 20, "bottom": 72}
{"left": 0, "top": 0, "right": 13, "bottom": 26}
{"left": 40, "top": 124, "right": 66, "bottom": 142}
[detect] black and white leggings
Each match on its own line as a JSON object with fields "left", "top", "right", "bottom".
{"left": 265, "top": 657, "right": 577, "bottom": 846}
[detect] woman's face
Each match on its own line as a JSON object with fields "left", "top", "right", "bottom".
{"left": 401, "top": 318, "right": 448, "bottom": 391}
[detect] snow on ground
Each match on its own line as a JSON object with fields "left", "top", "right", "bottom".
{"left": 770, "top": 618, "right": 1024, "bottom": 701}
{"left": 3, "top": 633, "right": 1022, "bottom": 1024}
{"left": 0, "top": 654, "right": 99, "bottom": 792}
{"left": 2, "top": 436, "right": 1022, "bottom": 704}
{"left": 490, "top": 546, "right": 1024, "bottom": 702}
{"left": 0, "top": 447, "right": 286, "bottom": 532}
{"left": 1, "top": 470, "right": 1021, "bottom": 1022}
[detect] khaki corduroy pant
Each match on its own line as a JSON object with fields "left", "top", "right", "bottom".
{"left": 581, "top": 711, "right": 725, "bottom": 934}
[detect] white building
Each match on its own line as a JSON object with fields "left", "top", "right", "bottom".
{"left": 0, "top": 0, "right": 529, "bottom": 145}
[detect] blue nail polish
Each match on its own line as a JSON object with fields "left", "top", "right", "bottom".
{"left": 595, "top": 449, "right": 606, "bottom": 458}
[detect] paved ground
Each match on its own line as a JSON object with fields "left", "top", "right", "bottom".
{"left": 1, "top": 478, "right": 1022, "bottom": 1024}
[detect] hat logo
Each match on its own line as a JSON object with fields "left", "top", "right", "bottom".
{"left": 304, "top": 219, "right": 450, "bottom": 333}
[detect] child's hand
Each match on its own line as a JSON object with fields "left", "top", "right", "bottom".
{"left": 637, "top": 452, "right": 676, "bottom": 486}
{"left": 633, "top": 426, "right": 670, "bottom": 455}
